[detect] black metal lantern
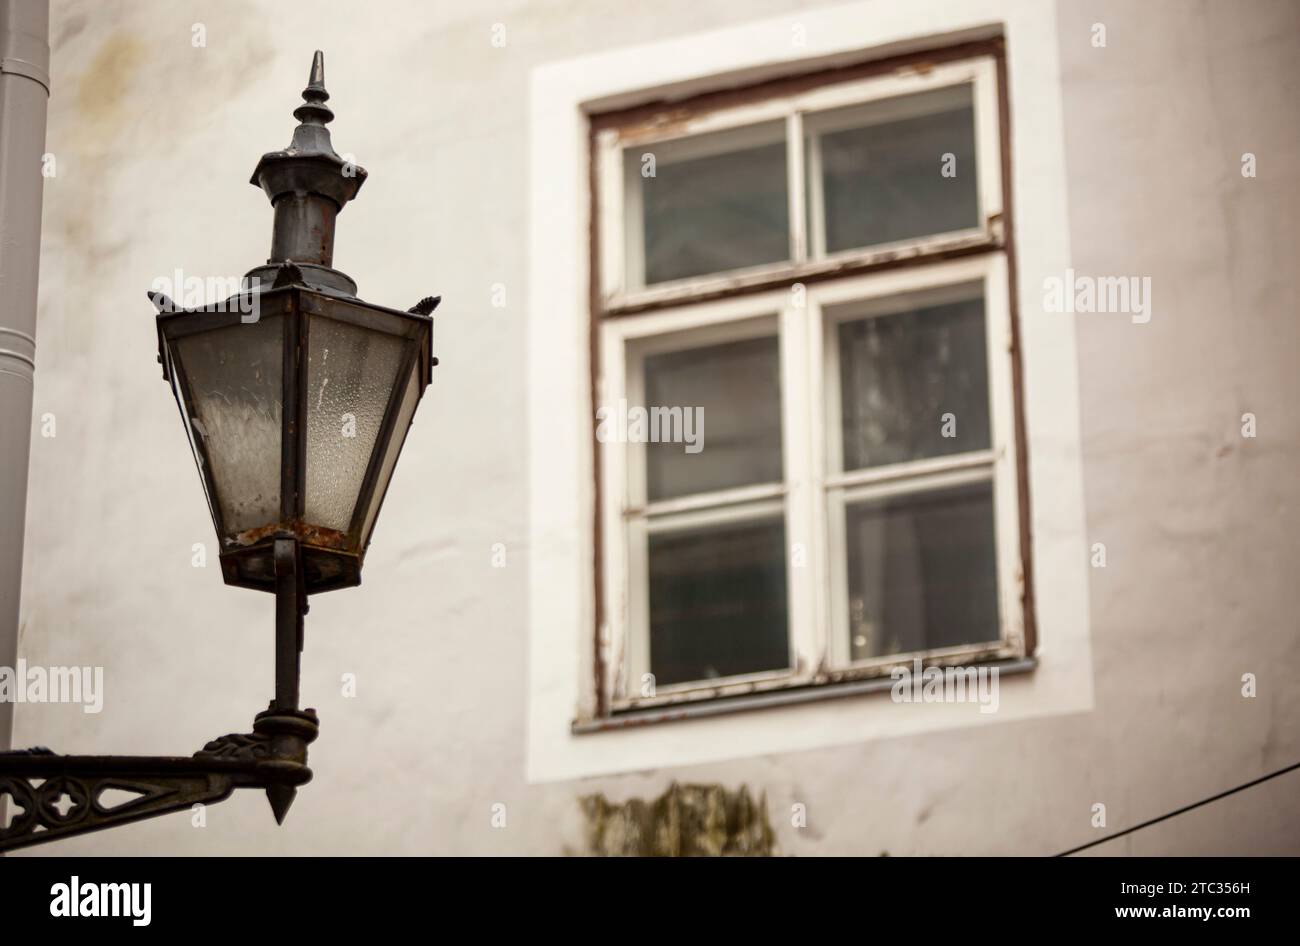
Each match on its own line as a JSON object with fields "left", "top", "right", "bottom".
{"left": 156, "top": 51, "right": 437, "bottom": 595}
{"left": 0, "top": 51, "right": 439, "bottom": 851}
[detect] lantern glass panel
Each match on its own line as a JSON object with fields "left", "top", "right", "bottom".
{"left": 172, "top": 315, "right": 284, "bottom": 537}
{"left": 304, "top": 315, "right": 408, "bottom": 535}
{"left": 360, "top": 361, "right": 420, "bottom": 547}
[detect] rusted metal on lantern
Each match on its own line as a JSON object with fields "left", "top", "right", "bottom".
{"left": 0, "top": 51, "right": 438, "bottom": 851}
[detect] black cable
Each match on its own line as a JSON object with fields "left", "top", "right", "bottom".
{"left": 1056, "top": 759, "right": 1300, "bottom": 856}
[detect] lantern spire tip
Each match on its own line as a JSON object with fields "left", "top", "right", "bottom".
{"left": 308, "top": 50, "right": 325, "bottom": 94}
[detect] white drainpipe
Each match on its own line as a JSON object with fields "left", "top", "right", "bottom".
{"left": 0, "top": 0, "right": 50, "bottom": 752}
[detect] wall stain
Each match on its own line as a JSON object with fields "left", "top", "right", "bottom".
{"left": 73, "top": 32, "right": 146, "bottom": 144}
{"left": 579, "top": 782, "right": 776, "bottom": 856}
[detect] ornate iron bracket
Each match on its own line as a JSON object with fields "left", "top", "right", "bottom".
{"left": 0, "top": 537, "right": 315, "bottom": 852}
{"left": 0, "top": 707, "right": 318, "bottom": 852}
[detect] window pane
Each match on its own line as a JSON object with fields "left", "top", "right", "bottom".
{"left": 629, "top": 122, "right": 789, "bottom": 285}
{"left": 649, "top": 517, "right": 789, "bottom": 685}
{"left": 810, "top": 84, "right": 978, "bottom": 254}
{"left": 845, "top": 480, "right": 999, "bottom": 660}
{"left": 837, "top": 292, "right": 989, "bottom": 470}
{"left": 644, "top": 334, "right": 782, "bottom": 501}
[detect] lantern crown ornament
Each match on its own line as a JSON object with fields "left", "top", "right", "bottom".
{"left": 247, "top": 49, "right": 367, "bottom": 295}
{"left": 154, "top": 50, "right": 439, "bottom": 595}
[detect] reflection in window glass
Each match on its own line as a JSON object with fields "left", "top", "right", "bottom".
{"left": 810, "top": 84, "right": 978, "bottom": 254}
{"left": 629, "top": 123, "right": 789, "bottom": 285}
{"left": 649, "top": 517, "right": 789, "bottom": 685}
{"left": 838, "top": 292, "right": 989, "bottom": 471}
{"left": 644, "top": 334, "right": 782, "bottom": 501}
{"left": 846, "top": 480, "right": 999, "bottom": 660}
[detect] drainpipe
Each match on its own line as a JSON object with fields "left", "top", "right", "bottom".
{"left": 0, "top": 0, "right": 50, "bottom": 753}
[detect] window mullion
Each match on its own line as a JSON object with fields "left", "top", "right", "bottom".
{"left": 805, "top": 294, "right": 832, "bottom": 673}
{"left": 780, "top": 298, "right": 818, "bottom": 682}
{"left": 816, "top": 294, "right": 849, "bottom": 668}
{"left": 786, "top": 110, "right": 807, "bottom": 263}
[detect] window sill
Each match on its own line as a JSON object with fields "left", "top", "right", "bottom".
{"left": 571, "top": 656, "right": 1036, "bottom": 734}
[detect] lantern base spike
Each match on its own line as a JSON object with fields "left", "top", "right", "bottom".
{"left": 266, "top": 784, "right": 297, "bottom": 824}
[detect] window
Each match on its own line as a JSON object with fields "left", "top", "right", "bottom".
{"left": 593, "top": 44, "right": 1028, "bottom": 714}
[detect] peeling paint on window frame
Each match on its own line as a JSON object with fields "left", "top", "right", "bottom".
{"left": 583, "top": 35, "right": 1037, "bottom": 725}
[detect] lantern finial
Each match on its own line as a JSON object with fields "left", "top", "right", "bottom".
{"left": 290, "top": 51, "right": 334, "bottom": 150}
{"left": 247, "top": 50, "right": 367, "bottom": 295}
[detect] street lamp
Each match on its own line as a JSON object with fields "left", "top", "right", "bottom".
{"left": 0, "top": 52, "right": 438, "bottom": 851}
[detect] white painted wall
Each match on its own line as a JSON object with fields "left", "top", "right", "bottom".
{"left": 11, "top": 0, "right": 1300, "bottom": 854}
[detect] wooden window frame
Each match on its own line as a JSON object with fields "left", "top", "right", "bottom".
{"left": 588, "top": 36, "right": 1035, "bottom": 719}
{"left": 593, "top": 40, "right": 1006, "bottom": 316}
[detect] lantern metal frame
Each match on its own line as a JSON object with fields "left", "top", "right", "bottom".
{"left": 0, "top": 51, "right": 437, "bottom": 852}
{"left": 156, "top": 281, "right": 436, "bottom": 596}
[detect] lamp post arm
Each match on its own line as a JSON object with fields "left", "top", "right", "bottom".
{"left": 0, "top": 704, "right": 319, "bottom": 852}
{"left": 0, "top": 751, "right": 240, "bottom": 851}
{"left": 0, "top": 537, "right": 317, "bottom": 852}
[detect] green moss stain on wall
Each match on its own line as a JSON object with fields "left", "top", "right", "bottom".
{"left": 580, "top": 782, "right": 776, "bottom": 856}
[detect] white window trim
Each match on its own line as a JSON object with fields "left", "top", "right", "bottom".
{"left": 527, "top": 0, "right": 1093, "bottom": 783}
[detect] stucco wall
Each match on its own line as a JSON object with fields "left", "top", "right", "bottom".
{"left": 1055, "top": 0, "right": 1300, "bottom": 853}
{"left": 12, "top": 0, "right": 1300, "bottom": 854}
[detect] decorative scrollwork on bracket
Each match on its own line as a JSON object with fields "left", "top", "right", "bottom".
{"left": 0, "top": 769, "right": 234, "bottom": 851}
{"left": 194, "top": 731, "right": 272, "bottom": 762}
